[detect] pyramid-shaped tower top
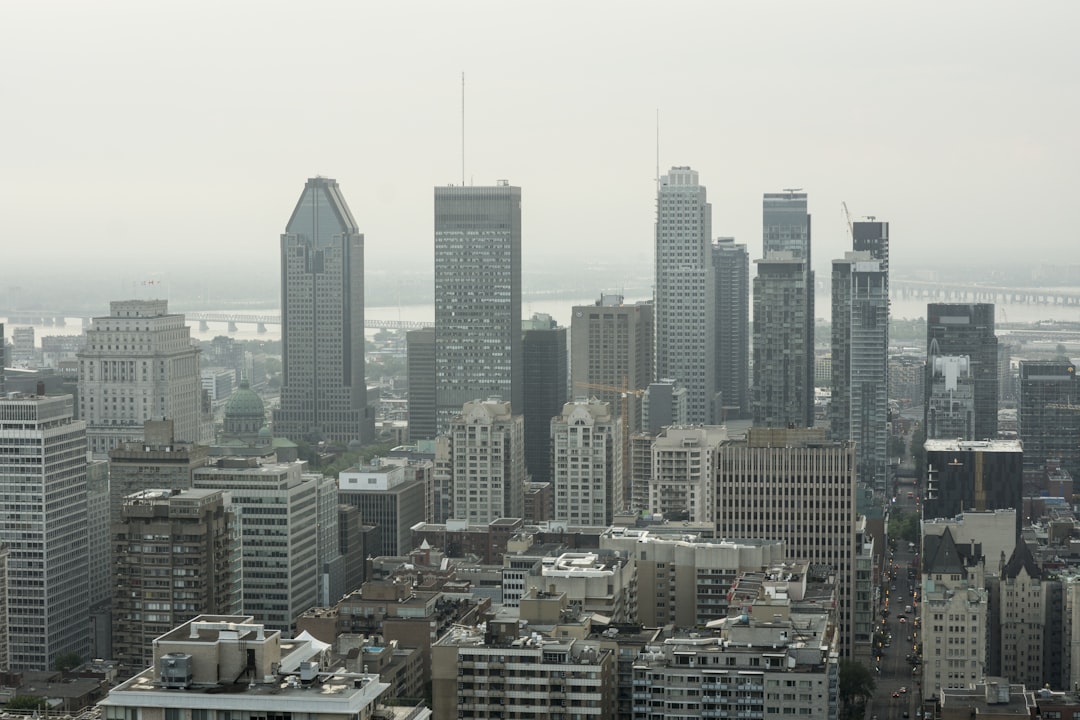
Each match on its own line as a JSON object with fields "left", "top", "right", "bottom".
{"left": 285, "top": 176, "right": 359, "bottom": 245}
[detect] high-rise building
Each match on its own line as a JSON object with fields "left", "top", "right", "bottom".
{"left": 712, "top": 238, "right": 750, "bottom": 419}
{"left": 434, "top": 182, "right": 522, "bottom": 428}
{"left": 648, "top": 425, "right": 726, "bottom": 523}
{"left": 1018, "top": 361, "right": 1080, "bottom": 478}
{"left": 752, "top": 252, "right": 813, "bottom": 428}
{"left": 0, "top": 322, "right": 5, "bottom": 393}
{"left": 716, "top": 427, "right": 857, "bottom": 656}
{"left": 78, "top": 299, "right": 204, "bottom": 456}
{"left": 641, "top": 378, "right": 688, "bottom": 435}
{"left": 0, "top": 394, "right": 88, "bottom": 670}
{"left": 108, "top": 419, "right": 211, "bottom": 522}
{"left": 406, "top": 327, "right": 436, "bottom": 442}
{"left": 274, "top": 177, "right": 374, "bottom": 446}
{"left": 924, "top": 439, "right": 1023, "bottom": 538}
{"left": 338, "top": 461, "right": 428, "bottom": 557}
{"left": 926, "top": 355, "right": 976, "bottom": 440}
{"left": 111, "top": 488, "right": 236, "bottom": 673}
{"left": 655, "top": 167, "right": 716, "bottom": 424}
{"left": 925, "top": 303, "right": 998, "bottom": 440}
{"left": 831, "top": 249, "right": 889, "bottom": 489}
{"left": 522, "top": 313, "right": 568, "bottom": 484}
{"left": 448, "top": 398, "right": 525, "bottom": 523}
{"left": 570, "top": 295, "right": 653, "bottom": 433}
{"left": 551, "top": 399, "right": 622, "bottom": 525}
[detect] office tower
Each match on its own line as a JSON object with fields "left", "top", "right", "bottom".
{"left": 1018, "top": 361, "right": 1080, "bottom": 478}
{"left": 78, "top": 299, "right": 203, "bottom": 456}
{"left": 926, "top": 354, "right": 976, "bottom": 440}
{"left": 0, "top": 394, "right": 88, "bottom": 670}
{"left": 11, "top": 326, "right": 35, "bottom": 367}
{"left": 338, "top": 461, "right": 428, "bottom": 557}
{"left": 0, "top": 322, "right": 5, "bottom": 393}
{"left": 434, "top": 182, "right": 522, "bottom": 428}
{"left": 550, "top": 399, "right": 622, "bottom": 525}
{"left": 641, "top": 378, "right": 688, "bottom": 434}
{"left": 716, "top": 427, "right": 857, "bottom": 656}
{"left": 925, "top": 303, "right": 998, "bottom": 440}
{"left": 648, "top": 425, "right": 726, "bottom": 523}
{"left": 448, "top": 398, "right": 525, "bottom": 523}
{"left": 99, "top": 616, "right": 393, "bottom": 720}
{"left": 193, "top": 458, "right": 327, "bottom": 631}
{"left": 108, "top": 420, "right": 210, "bottom": 522}
{"left": 570, "top": 295, "right": 653, "bottom": 433}
{"left": 406, "top": 327, "right": 436, "bottom": 442}
{"left": 712, "top": 238, "right": 750, "bottom": 419}
{"left": 831, "top": 251, "right": 889, "bottom": 488}
{"left": 655, "top": 166, "right": 716, "bottom": 424}
{"left": 86, "top": 459, "right": 112, "bottom": 660}
{"left": 111, "top": 489, "right": 236, "bottom": 672}
{"left": 274, "top": 177, "right": 374, "bottom": 446}
{"left": 522, "top": 313, "right": 568, "bottom": 484}
{"left": 924, "top": 439, "right": 1023, "bottom": 538}
{"left": 752, "top": 252, "right": 813, "bottom": 427}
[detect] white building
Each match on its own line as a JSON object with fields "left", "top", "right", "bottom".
{"left": 448, "top": 398, "right": 525, "bottom": 523}
{"left": 551, "top": 399, "right": 622, "bottom": 526}
{"left": 648, "top": 424, "right": 726, "bottom": 523}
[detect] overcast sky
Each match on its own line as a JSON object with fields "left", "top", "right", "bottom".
{"left": 3, "top": 1, "right": 1077, "bottom": 302}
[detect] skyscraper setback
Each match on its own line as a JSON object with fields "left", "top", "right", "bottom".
{"left": 655, "top": 167, "right": 716, "bottom": 424}
{"left": 925, "top": 303, "right": 998, "bottom": 441}
{"left": 274, "top": 177, "right": 374, "bottom": 445}
{"left": 434, "top": 182, "right": 522, "bottom": 428}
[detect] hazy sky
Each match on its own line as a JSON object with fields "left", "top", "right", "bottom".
{"left": 3, "top": 1, "right": 1078, "bottom": 302}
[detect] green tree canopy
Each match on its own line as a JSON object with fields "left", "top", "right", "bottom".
{"left": 838, "top": 659, "right": 876, "bottom": 707}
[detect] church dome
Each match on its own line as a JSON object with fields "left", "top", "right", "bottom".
{"left": 224, "top": 381, "right": 266, "bottom": 421}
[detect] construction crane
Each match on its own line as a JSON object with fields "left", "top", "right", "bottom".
{"left": 841, "top": 201, "right": 854, "bottom": 240}
{"left": 574, "top": 380, "right": 646, "bottom": 484}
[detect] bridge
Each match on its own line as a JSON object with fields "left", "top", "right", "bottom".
{"left": 891, "top": 279, "right": 1080, "bottom": 307}
{"left": 1, "top": 310, "right": 430, "bottom": 333}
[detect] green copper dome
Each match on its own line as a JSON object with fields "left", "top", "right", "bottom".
{"left": 224, "top": 381, "right": 266, "bottom": 420}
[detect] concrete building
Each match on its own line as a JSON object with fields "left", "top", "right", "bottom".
{"left": 716, "top": 427, "right": 857, "bottom": 656}
{"left": 524, "top": 551, "right": 637, "bottom": 622}
{"left": 647, "top": 425, "right": 726, "bottom": 523}
{"left": 86, "top": 458, "right": 113, "bottom": 660}
{"left": 78, "top": 299, "right": 204, "bottom": 456}
{"left": 641, "top": 377, "right": 688, "bottom": 435}
{"left": 11, "top": 326, "right": 35, "bottom": 367}
{"left": 111, "top": 489, "right": 236, "bottom": 673}
{"left": 448, "top": 398, "right": 525, "bottom": 523}
{"left": 405, "top": 327, "right": 436, "bottom": 442}
{"left": 655, "top": 166, "right": 716, "bottom": 424}
{"left": 109, "top": 419, "right": 211, "bottom": 522}
{"left": 831, "top": 250, "right": 889, "bottom": 489}
{"left": 924, "top": 439, "right": 1023, "bottom": 538}
{"left": 925, "top": 303, "right": 999, "bottom": 441}
{"left": 0, "top": 394, "right": 88, "bottom": 670}
{"left": 712, "top": 237, "right": 750, "bottom": 419}
{"left": 570, "top": 295, "right": 653, "bottom": 434}
{"left": 434, "top": 182, "right": 522, "bottom": 428}
{"left": 193, "top": 459, "right": 333, "bottom": 632}
{"left": 522, "top": 313, "right": 567, "bottom": 484}
{"left": 551, "top": 399, "right": 622, "bottom": 526}
{"left": 338, "top": 460, "right": 428, "bottom": 557}
{"left": 1018, "top": 360, "right": 1080, "bottom": 479}
{"left": 926, "top": 354, "right": 977, "bottom": 440}
{"left": 97, "top": 615, "right": 402, "bottom": 720}
{"left": 890, "top": 354, "right": 926, "bottom": 407}
{"left": 274, "top": 177, "right": 375, "bottom": 446}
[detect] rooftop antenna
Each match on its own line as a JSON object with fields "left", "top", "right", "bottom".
{"left": 461, "top": 72, "right": 466, "bottom": 186}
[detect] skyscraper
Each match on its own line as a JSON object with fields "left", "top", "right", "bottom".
{"left": 925, "top": 303, "right": 998, "bottom": 440}
{"left": 434, "top": 182, "right": 522, "bottom": 428}
{"left": 0, "top": 394, "right": 88, "bottom": 670}
{"left": 1018, "top": 360, "right": 1080, "bottom": 478}
{"left": 551, "top": 399, "right": 622, "bottom": 525}
{"left": 831, "top": 243, "right": 889, "bottom": 488}
{"left": 78, "top": 299, "right": 204, "bottom": 456}
{"left": 406, "top": 327, "right": 437, "bottom": 442}
{"left": 522, "top": 314, "right": 567, "bottom": 485}
{"left": 753, "top": 191, "right": 814, "bottom": 429}
{"left": 274, "top": 177, "right": 374, "bottom": 446}
{"left": 712, "top": 238, "right": 750, "bottom": 419}
{"left": 655, "top": 167, "right": 716, "bottom": 424}
{"left": 923, "top": 439, "right": 1023, "bottom": 539}
{"left": 448, "top": 398, "right": 525, "bottom": 523}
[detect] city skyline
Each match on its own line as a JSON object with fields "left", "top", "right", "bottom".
{"left": 3, "top": 2, "right": 1078, "bottom": 304}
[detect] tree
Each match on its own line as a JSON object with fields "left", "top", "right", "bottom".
{"left": 6, "top": 695, "right": 47, "bottom": 710}
{"left": 911, "top": 424, "right": 926, "bottom": 479}
{"left": 838, "top": 659, "right": 876, "bottom": 711}
{"left": 53, "top": 650, "right": 83, "bottom": 672}
{"left": 890, "top": 511, "right": 920, "bottom": 545}
{"left": 888, "top": 435, "right": 907, "bottom": 458}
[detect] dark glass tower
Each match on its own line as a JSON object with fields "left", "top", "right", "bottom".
{"left": 274, "top": 177, "right": 374, "bottom": 445}
{"left": 925, "top": 303, "right": 998, "bottom": 441}
{"left": 712, "top": 238, "right": 749, "bottom": 419}
{"left": 1018, "top": 360, "right": 1080, "bottom": 478}
{"left": 406, "top": 327, "right": 437, "bottom": 442}
{"left": 521, "top": 314, "right": 567, "bottom": 484}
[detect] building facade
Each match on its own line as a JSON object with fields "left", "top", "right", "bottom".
{"left": 434, "top": 183, "right": 522, "bottom": 427}
{"left": 1018, "top": 360, "right": 1080, "bottom": 479}
{"left": 78, "top": 299, "right": 204, "bottom": 456}
{"left": 648, "top": 425, "right": 726, "bottom": 523}
{"left": 551, "top": 399, "right": 622, "bottom": 526}
{"left": 925, "top": 303, "right": 998, "bottom": 441}
{"left": 338, "top": 461, "right": 428, "bottom": 557}
{"left": 448, "top": 398, "right": 525, "bottom": 523}
{"left": 712, "top": 237, "right": 750, "bottom": 419}
{"left": 108, "top": 419, "right": 210, "bottom": 522}
{"left": 406, "top": 327, "right": 437, "bottom": 442}
{"left": 522, "top": 313, "right": 568, "bottom": 485}
{"left": 924, "top": 439, "right": 1023, "bottom": 538}
{"left": 655, "top": 166, "right": 716, "bottom": 424}
{"left": 274, "top": 177, "right": 374, "bottom": 446}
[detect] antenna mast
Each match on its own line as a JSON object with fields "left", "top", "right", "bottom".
{"left": 461, "top": 72, "right": 466, "bottom": 186}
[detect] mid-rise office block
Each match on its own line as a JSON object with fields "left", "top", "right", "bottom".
{"left": 925, "top": 303, "right": 998, "bottom": 440}
{"left": 551, "top": 399, "right": 621, "bottom": 526}
{"left": 831, "top": 251, "right": 889, "bottom": 488}
{"left": 78, "top": 299, "right": 204, "bottom": 456}
{"left": 712, "top": 237, "right": 750, "bottom": 419}
{"left": 752, "top": 252, "right": 813, "bottom": 428}
{"left": 448, "top": 398, "right": 525, "bottom": 523}
{"left": 108, "top": 419, "right": 210, "bottom": 522}
{"left": 655, "top": 167, "right": 716, "bottom": 424}
{"left": 924, "top": 439, "right": 1023, "bottom": 538}
{"left": 434, "top": 183, "right": 522, "bottom": 428}
{"left": 716, "top": 427, "right": 857, "bottom": 656}
{"left": 570, "top": 295, "right": 653, "bottom": 433}
{"left": 338, "top": 460, "right": 428, "bottom": 557}
{"left": 0, "top": 394, "right": 88, "bottom": 670}
{"left": 648, "top": 425, "right": 726, "bottom": 523}
{"left": 522, "top": 314, "right": 568, "bottom": 484}
{"left": 406, "top": 327, "right": 437, "bottom": 442}
{"left": 274, "top": 177, "right": 375, "bottom": 446}
{"left": 926, "top": 354, "right": 977, "bottom": 439}
{"left": 1018, "top": 360, "right": 1080, "bottom": 478}
{"left": 641, "top": 378, "right": 688, "bottom": 435}
{"left": 111, "top": 489, "right": 236, "bottom": 673}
